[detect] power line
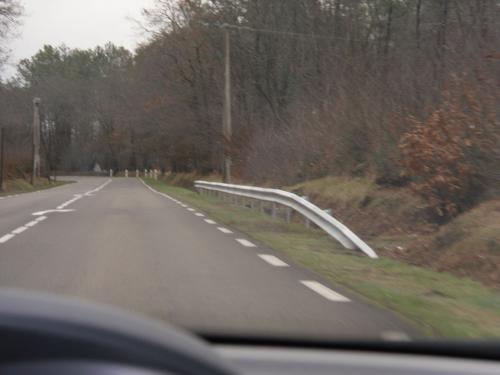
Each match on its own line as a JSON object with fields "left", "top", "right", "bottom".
{"left": 201, "top": 22, "right": 365, "bottom": 43}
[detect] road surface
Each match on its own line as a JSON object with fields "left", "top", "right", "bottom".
{"left": 0, "top": 177, "right": 417, "bottom": 340}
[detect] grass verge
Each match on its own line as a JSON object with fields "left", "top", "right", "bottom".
{"left": 145, "top": 178, "right": 500, "bottom": 338}
{"left": 0, "top": 178, "right": 71, "bottom": 197}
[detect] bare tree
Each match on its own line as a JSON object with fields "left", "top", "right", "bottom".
{"left": 0, "top": 0, "right": 23, "bottom": 69}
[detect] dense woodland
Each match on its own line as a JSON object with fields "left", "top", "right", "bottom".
{"left": 0, "top": 0, "right": 499, "bottom": 219}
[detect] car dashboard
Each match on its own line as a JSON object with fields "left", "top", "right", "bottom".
{"left": 215, "top": 345, "right": 500, "bottom": 375}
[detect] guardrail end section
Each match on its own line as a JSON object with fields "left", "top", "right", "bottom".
{"left": 194, "top": 180, "right": 379, "bottom": 259}
{"left": 358, "top": 243, "right": 378, "bottom": 259}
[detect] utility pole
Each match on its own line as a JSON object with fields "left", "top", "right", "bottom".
{"left": 223, "top": 26, "right": 232, "bottom": 183}
{"left": 0, "top": 127, "right": 5, "bottom": 191}
{"left": 31, "top": 97, "right": 41, "bottom": 185}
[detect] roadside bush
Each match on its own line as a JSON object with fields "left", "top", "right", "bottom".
{"left": 399, "top": 76, "right": 499, "bottom": 221}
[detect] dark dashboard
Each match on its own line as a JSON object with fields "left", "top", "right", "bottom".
{"left": 0, "top": 290, "right": 498, "bottom": 375}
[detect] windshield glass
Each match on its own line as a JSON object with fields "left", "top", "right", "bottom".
{"left": 0, "top": 0, "right": 499, "bottom": 342}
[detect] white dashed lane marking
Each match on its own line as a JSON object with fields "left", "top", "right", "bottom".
{"left": 217, "top": 227, "right": 233, "bottom": 234}
{"left": 204, "top": 219, "right": 216, "bottom": 224}
{"left": 236, "top": 238, "right": 256, "bottom": 247}
{"left": 195, "top": 213, "right": 205, "bottom": 217}
{"left": 300, "top": 280, "right": 350, "bottom": 302}
{"left": 57, "top": 195, "right": 82, "bottom": 209}
{"left": 0, "top": 234, "right": 14, "bottom": 244}
{"left": 381, "top": 331, "right": 411, "bottom": 342}
{"left": 0, "top": 180, "right": 110, "bottom": 247}
{"left": 258, "top": 254, "right": 289, "bottom": 267}
{"left": 11, "top": 226, "right": 28, "bottom": 235}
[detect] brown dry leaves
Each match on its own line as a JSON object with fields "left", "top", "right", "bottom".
{"left": 399, "top": 76, "right": 498, "bottom": 220}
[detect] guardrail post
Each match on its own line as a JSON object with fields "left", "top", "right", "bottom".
{"left": 136, "top": 169, "right": 139, "bottom": 177}
{"left": 125, "top": 169, "right": 128, "bottom": 177}
{"left": 110, "top": 169, "right": 113, "bottom": 177}
{"left": 272, "top": 202, "right": 277, "bottom": 219}
{"left": 301, "top": 196, "right": 310, "bottom": 228}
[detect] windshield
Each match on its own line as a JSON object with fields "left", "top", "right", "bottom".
{"left": 0, "top": 0, "right": 499, "bottom": 343}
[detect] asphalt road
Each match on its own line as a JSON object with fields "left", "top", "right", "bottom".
{"left": 0, "top": 177, "right": 417, "bottom": 340}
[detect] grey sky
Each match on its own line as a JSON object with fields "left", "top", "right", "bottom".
{"left": 3, "top": 0, "right": 155, "bottom": 78}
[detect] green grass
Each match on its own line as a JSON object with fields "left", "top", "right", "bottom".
{"left": 145, "top": 178, "right": 500, "bottom": 338}
{"left": 288, "top": 176, "right": 376, "bottom": 205}
{"left": 0, "top": 178, "right": 71, "bottom": 197}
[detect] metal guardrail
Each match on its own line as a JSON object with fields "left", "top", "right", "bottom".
{"left": 194, "top": 180, "right": 378, "bottom": 259}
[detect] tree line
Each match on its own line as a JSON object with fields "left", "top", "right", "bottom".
{"left": 1, "top": 0, "right": 499, "bottom": 219}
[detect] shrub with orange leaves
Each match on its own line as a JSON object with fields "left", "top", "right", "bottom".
{"left": 399, "top": 76, "right": 498, "bottom": 221}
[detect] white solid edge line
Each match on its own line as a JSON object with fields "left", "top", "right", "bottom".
{"left": 236, "top": 238, "right": 256, "bottom": 248}
{"left": 204, "top": 219, "right": 216, "bottom": 224}
{"left": 300, "top": 280, "right": 350, "bottom": 302}
{"left": 258, "top": 254, "right": 289, "bottom": 267}
{"left": 139, "top": 178, "right": 187, "bottom": 208}
{"left": 217, "top": 227, "right": 233, "bottom": 234}
{"left": 11, "top": 226, "right": 28, "bottom": 235}
{"left": 0, "top": 234, "right": 15, "bottom": 243}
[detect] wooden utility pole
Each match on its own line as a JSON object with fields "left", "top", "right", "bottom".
{"left": 0, "top": 127, "right": 5, "bottom": 191}
{"left": 31, "top": 97, "right": 41, "bottom": 185}
{"left": 223, "top": 27, "right": 232, "bottom": 183}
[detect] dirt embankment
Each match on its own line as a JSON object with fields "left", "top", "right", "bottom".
{"left": 287, "top": 176, "right": 500, "bottom": 289}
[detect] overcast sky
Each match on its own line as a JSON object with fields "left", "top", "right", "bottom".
{"left": 2, "top": 0, "right": 155, "bottom": 78}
